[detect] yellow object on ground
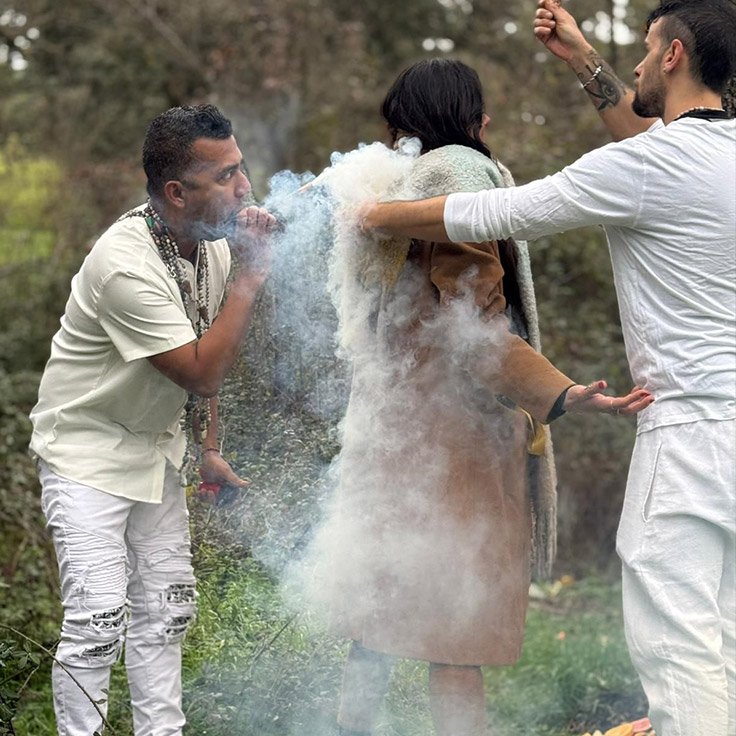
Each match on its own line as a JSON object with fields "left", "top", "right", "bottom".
{"left": 579, "top": 717, "right": 653, "bottom": 736}
{"left": 604, "top": 724, "right": 634, "bottom": 736}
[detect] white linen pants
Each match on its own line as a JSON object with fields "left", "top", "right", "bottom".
{"left": 617, "top": 419, "right": 736, "bottom": 736}
{"left": 39, "top": 460, "right": 197, "bottom": 736}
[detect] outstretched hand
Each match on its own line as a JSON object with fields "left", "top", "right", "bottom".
{"left": 533, "top": 0, "right": 591, "bottom": 63}
{"left": 563, "top": 381, "right": 654, "bottom": 416}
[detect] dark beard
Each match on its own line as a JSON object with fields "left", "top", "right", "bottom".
{"left": 632, "top": 87, "right": 665, "bottom": 118}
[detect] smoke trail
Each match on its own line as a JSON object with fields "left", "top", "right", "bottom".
{"left": 265, "top": 168, "right": 348, "bottom": 422}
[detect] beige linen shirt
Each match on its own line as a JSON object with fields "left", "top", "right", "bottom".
{"left": 29, "top": 210, "right": 231, "bottom": 502}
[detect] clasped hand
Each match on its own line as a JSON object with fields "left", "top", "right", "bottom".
{"left": 533, "top": 0, "right": 591, "bottom": 64}
{"left": 229, "top": 205, "right": 280, "bottom": 277}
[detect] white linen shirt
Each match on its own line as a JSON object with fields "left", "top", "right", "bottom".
{"left": 444, "top": 118, "right": 736, "bottom": 433}
{"left": 30, "top": 210, "right": 231, "bottom": 502}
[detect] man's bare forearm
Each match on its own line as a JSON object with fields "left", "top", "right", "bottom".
{"left": 148, "top": 271, "right": 264, "bottom": 397}
{"left": 570, "top": 48, "right": 655, "bottom": 140}
{"left": 534, "top": 0, "right": 656, "bottom": 140}
{"left": 362, "top": 197, "right": 450, "bottom": 242}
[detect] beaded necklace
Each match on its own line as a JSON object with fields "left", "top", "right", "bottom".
{"left": 673, "top": 106, "right": 730, "bottom": 122}
{"left": 119, "top": 202, "right": 212, "bottom": 439}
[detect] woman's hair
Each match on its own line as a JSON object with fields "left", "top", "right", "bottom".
{"left": 381, "top": 58, "right": 492, "bottom": 159}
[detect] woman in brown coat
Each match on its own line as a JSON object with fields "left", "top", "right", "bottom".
{"left": 319, "top": 59, "right": 651, "bottom": 736}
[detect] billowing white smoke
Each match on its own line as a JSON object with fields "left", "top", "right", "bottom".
{"left": 277, "top": 141, "right": 514, "bottom": 653}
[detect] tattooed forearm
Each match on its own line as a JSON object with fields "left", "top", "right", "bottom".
{"left": 577, "top": 52, "right": 630, "bottom": 111}
{"left": 565, "top": 47, "right": 653, "bottom": 139}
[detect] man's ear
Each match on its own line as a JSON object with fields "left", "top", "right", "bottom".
{"left": 663, "top": 38, "right": 687, "bottom": 74}
{"left": 163, "top": 180, "right": 187, "bottom": 210}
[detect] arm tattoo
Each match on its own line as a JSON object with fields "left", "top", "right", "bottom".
{"left": 578, "top": 52, "right": 629, "bottom": 111}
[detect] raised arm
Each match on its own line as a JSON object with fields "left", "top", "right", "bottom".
{"left": 148, "top": 206, "right": 276, "bottom": 397}
{"left": 533, "top": 0, "right": 656, "bottom": 140}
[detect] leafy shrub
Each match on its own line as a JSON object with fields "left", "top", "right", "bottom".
{"left": 0, "top": 368, "right": 59, "bottom": 736}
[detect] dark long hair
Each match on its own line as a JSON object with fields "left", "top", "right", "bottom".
{"left": 381, "top": 58, "right": 492, "bottom": 159}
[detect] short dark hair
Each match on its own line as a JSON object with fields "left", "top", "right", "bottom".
{"left": 142, "top": 104, "right": 233, "bottom": 198}
{"left": 381, "top": 58, "right": 493, "bottom": 159}
{"left": 647, "top": 0, "right": 736, "bottom": 94}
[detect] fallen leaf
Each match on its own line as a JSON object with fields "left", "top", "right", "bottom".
{"left": 631, "top": 717, "right": 652, "bottom": 733}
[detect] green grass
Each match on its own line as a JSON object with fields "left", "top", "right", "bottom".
{"left": 7, "top": 556, "right": 645, "bottom": 736}
{"left": 484, "top": 579, "right": 646, "bottom": 735}
{"left": 0, "top": 140, "right": 61, "bottom": 269}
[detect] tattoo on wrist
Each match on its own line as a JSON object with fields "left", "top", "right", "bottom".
{"left": 578, "top": 52, "right": 628, "bottom": 111}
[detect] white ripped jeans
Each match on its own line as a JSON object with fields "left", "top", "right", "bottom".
{"left": 39, "top": 460, "right": 197, "bottom": 736}
{"left": 617, "top": 419, "right": 736, "bottom": 736}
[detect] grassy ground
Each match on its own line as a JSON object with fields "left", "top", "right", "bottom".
{"left": 7, "top": 532, "right": 646, "bottom": 736}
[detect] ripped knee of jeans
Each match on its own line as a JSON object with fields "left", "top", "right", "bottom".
{"left": 60, "top": 604, "right": 126, "bottom": 667}
{"left": 85, "top": 605, "right": 126, "bottom": 663}
{"left": 162, "top": 583, "right": 197, "bottom": 642}
{"left": 82, "top": 639, "right": 122, "bottom": 664}
{"left": 166, "top": 583, "right": 197, "bottom": 605}
{"left": 90, "top": 604, "right": 126, "bottom": 632}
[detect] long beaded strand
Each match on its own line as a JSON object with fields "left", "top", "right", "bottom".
{"left": 119, "top": 203, "right": 213, "bottom": 439}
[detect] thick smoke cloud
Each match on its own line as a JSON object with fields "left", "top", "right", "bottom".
{"left": 280, "top": 139, "right": 516, "bottom": 687}
{"left": 226, "top": 140, "right": 525, "bottom": 734}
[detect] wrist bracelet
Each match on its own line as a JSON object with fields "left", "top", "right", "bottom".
{"left": 203, "top": 448, "right": 221, "bottom": 455}
{"left": 581, "top": 65, "right": 603, "bottom": 90}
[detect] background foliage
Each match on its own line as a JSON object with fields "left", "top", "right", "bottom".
{"left": 1, "top": 0, "right": 732, "bottom": 733}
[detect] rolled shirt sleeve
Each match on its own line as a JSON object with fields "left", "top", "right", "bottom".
{"left": 444, "top": 140, "right": 647, "bottom": 243}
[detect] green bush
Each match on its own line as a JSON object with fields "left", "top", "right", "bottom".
{"left": 0, "top": 368, "right": 60, "bottom": 736}
{"left": 0, "top": 138, "right": 61, "bottom": 231}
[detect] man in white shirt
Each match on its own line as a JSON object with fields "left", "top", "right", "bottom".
{"left": 359, "top": 1, "right": 736, "bottom": 734}
{"left": 30, "top": 104, "right": 277, "bottom": 736}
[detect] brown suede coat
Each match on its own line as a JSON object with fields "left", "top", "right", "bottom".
{"left": 328, "top": 236, "right": 573, "bottom": 665}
